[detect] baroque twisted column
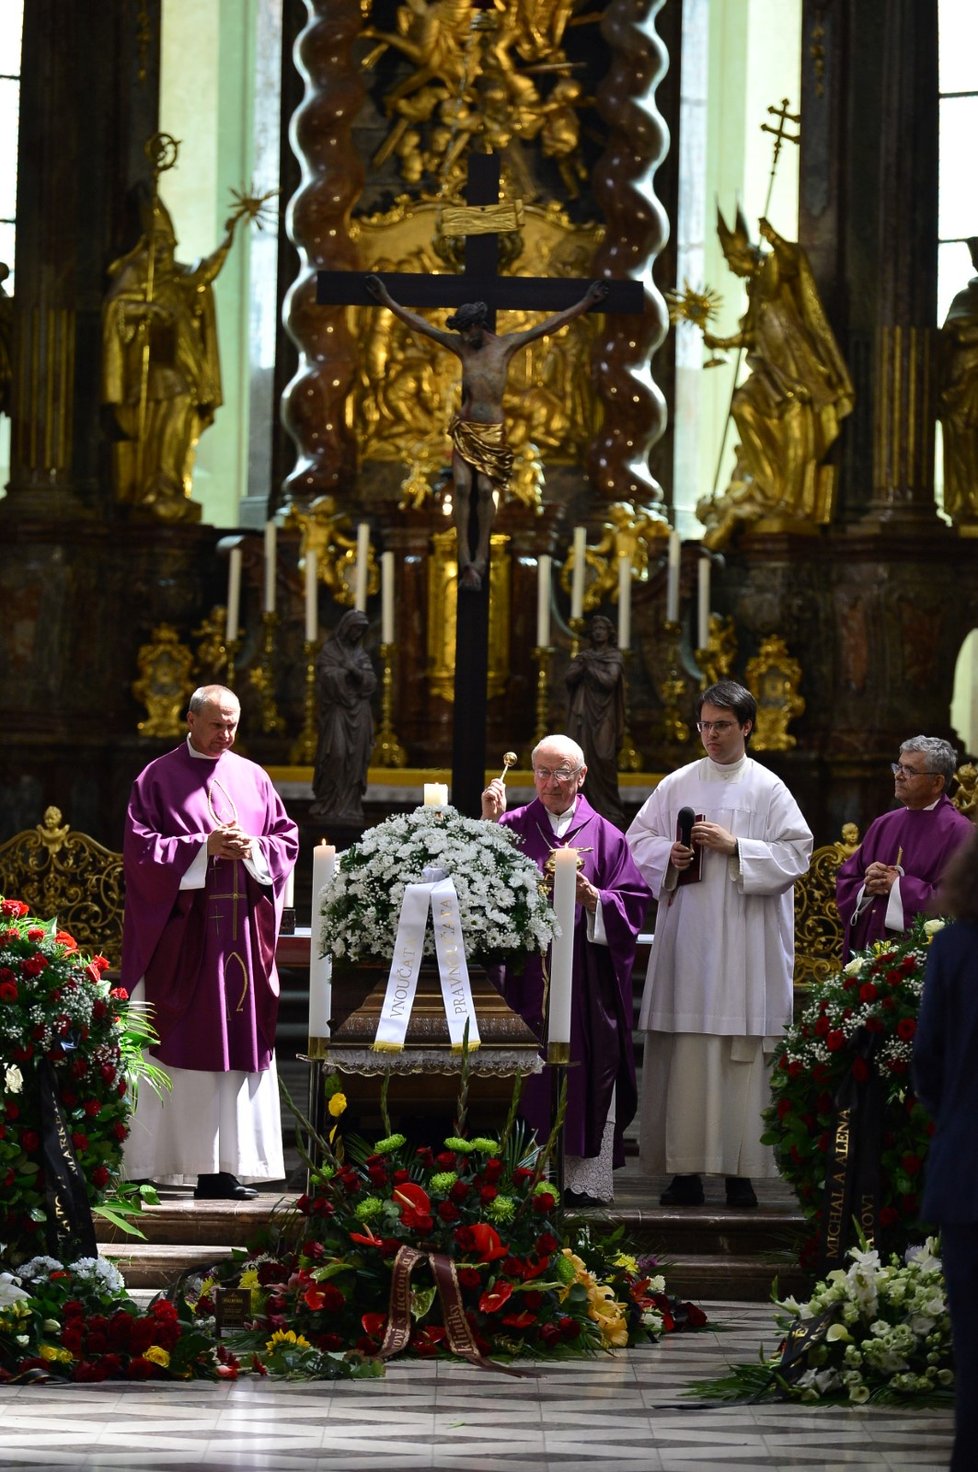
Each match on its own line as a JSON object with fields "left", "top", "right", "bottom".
{"left": 587, "top": 0, "right": 670, "bottom": 514}
{"left": 281, "top": 0, "right": 366, "bottom": 503}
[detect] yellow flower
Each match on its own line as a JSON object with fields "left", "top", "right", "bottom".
{"left": 238, "top": 1269, "right": 260, "bottom": 1291}
{"left": 328, "top": 1092, "right": 348, "bottom": 1118}
{"left": 143, "top": 1345, "right": 171, "bottom": 1368}
{"left": 39, "top": 1344, "right": 74, "bottom": 1364}
{"left": 613, "top": 1252, "right": 639, "bottom": 1275}
{"left": 266, "top": 1329, "right": 311, "bottom": 1352}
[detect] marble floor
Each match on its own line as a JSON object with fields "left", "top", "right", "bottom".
{"left": 0, "top": 1301, "right": 953, "bottom": 1472}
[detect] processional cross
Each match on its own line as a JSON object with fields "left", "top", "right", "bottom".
{"left": 317, "top": 149, "right": 643, "bottom": 818}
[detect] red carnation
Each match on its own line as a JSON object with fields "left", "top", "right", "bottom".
{"left": 27, "top": 927, "right": 45, "bottom": 942}
{"left": 91, "top": 1165, "right": 110, "bottom": 1189}
{"left": 0, "top": 981, "right": 17, "bottom": 1003}
{"left": 0, "top": 899, "right": 29, "bottom": 918}
{"left": 859, "top": 982, "right": 879, "bottom": 1004}
{"left": 897, "top": 1017, "right": 917, "bottom": 1041}
{"left": 83, "top": 1099, "right": 102, "bottom": 1117}
{"left": 826, "top": 1029, "right": 846, "bottom": 1052}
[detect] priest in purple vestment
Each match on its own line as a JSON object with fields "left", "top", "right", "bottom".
{"left": 121, "top": 684, "right": 299, "bottom": 1199}
{"left": 836, "top": 736, "right": 973, "bottom": 961}
{"left": 482, "top": 734, "right": 650, "bottom": 1204}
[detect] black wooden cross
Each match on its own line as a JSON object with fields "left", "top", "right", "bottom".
{"left": 317, "top": 151, "right": 644, "bottom": 819}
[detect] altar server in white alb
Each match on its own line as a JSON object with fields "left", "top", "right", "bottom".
{"left": 626, "top": 680, "right": 812, "bottom": 1209}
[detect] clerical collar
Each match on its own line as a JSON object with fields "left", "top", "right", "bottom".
{"left": 186, "top": 734, "right": 223, "bottom": 763}
{"left": 706, "top": 752, "right": 748, "bottom": 780}
{"left": 544, "top": 796, "right": 579, "bottom": 838}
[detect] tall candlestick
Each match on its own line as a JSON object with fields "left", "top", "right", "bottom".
{"left": 666, "top": 531, "right": 681, "bottom": 623}
{"left": 570, "top": 527, "right": 586, "bottom": 621}
{"left": 381, "top": 550, "right": 395, "bottom": 643}
{"left": 548, "top": 848, "right": 577, "bottom": 1047}
{"left": 226, "top": 546, "right": 242, "bottom": 644}
{"left": 304, "top": 549, "right": 318, "bottom": 643}
{"left": 697, "top": 553, "right": 711, "bottom": 650}
{"left": 617, "top": 554, "right": 631, "bottom": 650}
{"left": 423, "top": 783, "right": 448, "bottom": 807}
{"left": 354, "top": 522, "right": 370, "bottom": 612}
{"left": 536, "top": 554, "right": 552, "bottom": 647}
{"left": 263, "top": 520, "right": 277, "bottom": 614}
{"left": 309, "top": 841, "right": 337, "bottom": 1039}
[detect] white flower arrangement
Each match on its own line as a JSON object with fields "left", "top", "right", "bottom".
{"left": 320, "top": 804, "right": 557, "bottom": 964}
{"left": 771, "top": 1238, "right": 952, "bottom": 1404}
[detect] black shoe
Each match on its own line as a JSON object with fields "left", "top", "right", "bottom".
{"left": 725, "top": 1176, "right": 758, "bottom": 1208}
{"left": 660, "top": 1174, "right": 704, "bottom": 1206}
{"left": 194, "top": 1172, "right": 259, "bottom": 1201}
{"left": 563, "top": 1189, "right": 610, "bottom": 1208}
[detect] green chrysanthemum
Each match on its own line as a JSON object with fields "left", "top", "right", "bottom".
{"left": 372, "top": 1134, "right": 407, "bottom": 1156}
{"left": 354, "top": 1196, "right": 384, "bottom": 1220}
{"left": 442, "top": 1136, "right": 473, "bottom": 1153}
{"left": 468, "top": 1137, "right": 500, "bottom": 1155}
{"left": 429, "top": 1171, "right": 458, "bottom": 1193}
{"left": 486, "top": 1195, "right": 516, "bottom": 1224}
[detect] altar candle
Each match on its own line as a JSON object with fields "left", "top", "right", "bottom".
{"left": 536, "top": 554, "right": 551, "bottom": 647}
{"left": 617, "top": 553, "right": 631, "bottom": 651}
{"left": 381, "top": 551, "right": 395, "bottom": 644}
{"left": 263, "top": 520, "right": 277, "bottom": 614}
{"left": 304, "top": 548, "right": 318, "bottom": 643}
{"left": 283, "top": 866, "right": 295, "bottom": 908}
{"left": 423, "top": 783, "right": 448, "bottom": 807}
{"left": 354, "top": 522, "right": 370, "bottom": 612}
{"left": 308, "top": 842, "right": 336, "bottom": 1040}
{"left": 697, "top": 553, "right": 711, "bottom": 650}
{"left": 666, "top": 531, "right": 681, "bottom": 623}
{"left": 225, "top": 545, "right": 242, "bottom": 644}
{"left": 548, "top": 848, "right": 577, "bottom": 1046}
{"left": 570, "top": 526, "right": 586, "bottom": 621}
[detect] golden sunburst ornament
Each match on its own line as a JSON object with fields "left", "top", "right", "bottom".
{"left": 227, "top": 184, "right": 280, "bottom": 231}
{"left": 666, "top": 280, "right": 722, "bottom": 329}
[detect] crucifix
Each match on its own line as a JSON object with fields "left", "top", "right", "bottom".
{"left": 317, "top": 150, "right": 644, "bottom": 819}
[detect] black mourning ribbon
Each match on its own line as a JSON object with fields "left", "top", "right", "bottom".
{"left": 816, "top": 1026, "right": 886, "bottom": 1277}
{"left": 37, "top": 1057, "right": 99, "bottom": 1260}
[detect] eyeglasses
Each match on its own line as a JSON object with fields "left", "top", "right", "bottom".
{"left": 891, "top": 763, "right": 939, "bottom": 778}
{"left": 533, "top": 766, "right": 581, "bottom": 783}
{"left": 697, "top": 720, "right": 737, "bottom": 734}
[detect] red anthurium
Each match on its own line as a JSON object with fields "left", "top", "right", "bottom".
{"left": 478, "top": 1281, "right": 513, "bottom": 1314}
{"left": 465, "top": 1222, "right": 508, "bottom": 1261}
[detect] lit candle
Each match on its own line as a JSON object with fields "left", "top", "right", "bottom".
{"left": 697, "top": 553, "right": 711, "bottom": 650}
{"left": 570, "top": 526, "right": 586, "bottom": 621}
{"left": 548, "top": 848, "right": 577, "bottom": 1046}
{"left": 666, "top": 531, "right": 681, "bottom": 623}
{"left": 617, "top": 553, "right": 631, "bottom": 651}
{"left": 381, "top": 550, "right": 395, "bottom": 644}
{"left": 304, "top": 548, "right": 318, "bottom": 643}
{"left": 226, "top": 545, "right": 242, "bottom": 644}
{"left": 308, "top": 841, "right": 337, "bottom": 1040}
{"left": 354, "top": 522, "right": 370, "bottom": 612}
{"left": 423, "top": 783, "right": 448, "bottom": 807}
{"left": 263, "top": 520, "right": 277, "bottom": 614}
{"left": 536, "top": 554, "right": 551, "bottom": 647}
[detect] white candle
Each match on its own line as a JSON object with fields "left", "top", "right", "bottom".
{"left": 666, "top": 531, "right": 681, "bottom": 623}
{"left": 354, "top": 522, "right": 370, "bottom": 612}
{"left": 536, "top": 554, "right": 551, "bottom": 647}
{"left": 548, "top": 848, "right": 577, "bottom": 1046}
{"left": 263, "top": 520, "right": 277, "bottom": 614}
{"left": 225, "top": 545, "right": 242, "bottom": 644}
{"left": 697, "top": 553, "right": 711, "bottom": 650}
{"left": 381, "top": 551, "right": 395, "bottom": 644}
{"left": 423, "top": 783, "right": 448, "bottom": 807}
{"left": 617, "top": 553, "right": 631, "bottom": 651}
{"left": 308, "top": 841, "right": 337, "bottom": 1039}
{"left": 304, "top": 548, "right": 318, "bottom": 643}
{"left": 283, "top": 867, "right": 295, "bottom": 908}
{"left": 570, "top": 527, "right": 586, "bottom": 621}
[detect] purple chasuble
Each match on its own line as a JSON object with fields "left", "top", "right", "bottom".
{"left": 836, "top": 795, "right": 973, "bottom": 961}
{"left": 497, "top": 795, "right": 650, "bottom": 1163}
{"left": 121, "top": 742, "right": 299, "bottom": 1072}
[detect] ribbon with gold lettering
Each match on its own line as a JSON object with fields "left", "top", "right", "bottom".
{"left": 373, "top": 869, "right": 480, "bottom": 1052}
{"left": 379, "top": 1244, "right": 529, "bottom": 1376}
{"left": 816, "top": 1028, "right": 885, "bottom": 1275}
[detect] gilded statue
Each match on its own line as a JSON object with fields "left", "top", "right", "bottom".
{"left": 745, "top": 634, "right": 805, "bottom": 752}
{"left": 691, "top": 211, "right": 854, "bottom": 549}
{"left": 939, "top": 237, "right": 978, "bottom": 527}
{"left": 365, "top": 274, "right": 607, "bottom": 590}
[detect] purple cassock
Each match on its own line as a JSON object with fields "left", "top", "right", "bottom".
{"left": 497, "top": 794, "right": 651, "bottom": 1165}
{"left": 836, "top": 795, "right": 973, "bottom": 960}
{"left": 121, "top": 742, "right": 299, "bottom": 1073}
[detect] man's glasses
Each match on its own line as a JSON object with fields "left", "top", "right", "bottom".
{"left": 696, "top": 720, "right": 736, "bottom": 734}
{"left": 533, "top": 766, "right": 581, "bottom": 783}
{"left": 891, "top": 763, "right": 939, "bottom": 778}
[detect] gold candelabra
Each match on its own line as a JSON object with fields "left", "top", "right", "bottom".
{"left": 291, "top": 638, "right": 318, "bottom": 765}
{"left": 371, "top": 642, "right": 408, "bottom": 767}
{"left": 617, "top": 649, "right": 643, "bottom": 772}
{"left": 568, "top": 615, "right": 585, "bottom": 657}
{"left": 250, "top": 611, "right": 286, "bottom": 735}
{"left": 223, "top": 634, "right": 241, "bottom": 688}
{"left": 659, "top": 620, "right": 691, "bottom": 746}
{"left": 531, "top": 645, "right": 553, "bottom": 746}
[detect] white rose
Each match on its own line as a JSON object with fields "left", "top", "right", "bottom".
{"left": 844, "top": 956, "right": 865, "bottom": 976}
{"left": 4, "top": 1064, "right": 23, "bottom": 1095}
{"left": 923, "top": 919, "right": 945, "bottom": 937}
